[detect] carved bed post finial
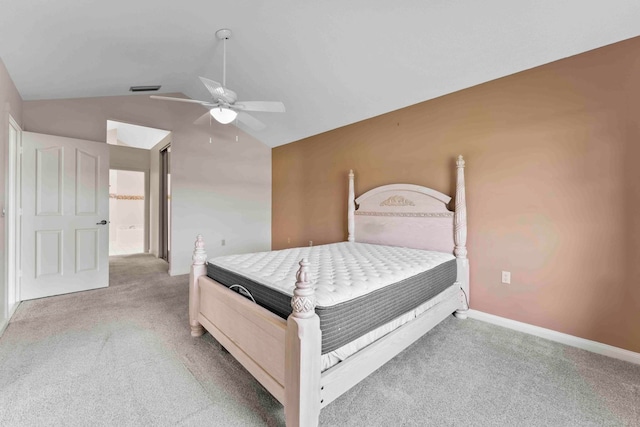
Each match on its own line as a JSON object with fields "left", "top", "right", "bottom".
{"left": 291, "top": 259, "right": 316, "bottom": 318}
{"left": 193, "top": 234, "right": 207, "bottom": 265}
{"left": 454, "top": 155, "right": 470, "bottom": 318}
{"left": 348, "top": 170, "right": 355, "bottom": 242}
{"left": 286, "top": 258, "right": 321, "bottom": 425}
{"left": 189, "top": 235, "right": 207, "bottom": 336}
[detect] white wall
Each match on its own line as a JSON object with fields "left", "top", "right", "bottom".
{"left": 170, "top": 134, "right": 272, "bottom": 275}
{"left": 23, "top": 93, "right": 271, "bottom": 275}
{"left": 109, "top": 144, "right": 151, "bottom": 171}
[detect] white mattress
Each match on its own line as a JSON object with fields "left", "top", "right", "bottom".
{"left": 209, "top": 242, "right": 455, "bottom": 307}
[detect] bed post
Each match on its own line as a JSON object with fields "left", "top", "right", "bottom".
{"left": 453, "top": 155, "right": 470, "bottom": 319}
{"left": 285, "top": 259, "right": 321, "bottom": 427}
{"left": 347, "top": 169, "right": 355, "bottom": 242}
{"left": 189, "top": 235, "right": 207, "bottom": 336}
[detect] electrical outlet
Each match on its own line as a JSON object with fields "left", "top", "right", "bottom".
{"left": 287, "top": 237, "right": 291, "bottom": 244}
{"left": 309, "top": 240, "right": 313, "bottom": 246}
{"left": 501, "top": 271, "right": 511, "bottom": 284}
{"left": 221, "top": 239, "right": 226, "bottom": 246}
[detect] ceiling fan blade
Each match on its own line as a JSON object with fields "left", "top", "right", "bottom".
{"left": 234, "top": 101, "right": 286, "bottom": 113}
{"left": 235, "top": 112, "right": 266, "bottom": 131}
{"left": 150, "top": 95, "right": 213, "bottom": 105}
{"left": 199, "top": 76, "right": 229, "bottom": 99}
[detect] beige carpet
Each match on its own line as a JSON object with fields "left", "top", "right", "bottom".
{"left": 0, "top": 253, "right": 638, "bottom": 426}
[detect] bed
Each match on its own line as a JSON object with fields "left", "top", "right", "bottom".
{"left": 188, "top": 155, "right": 470, "bottom": 427}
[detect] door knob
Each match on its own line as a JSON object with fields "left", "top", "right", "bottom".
{"left": 96, "top": 220, "right": 108, "bottom": 225}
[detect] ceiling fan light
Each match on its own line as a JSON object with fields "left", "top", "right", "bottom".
{"left": 210, "top": 107, "right": 237, "bottom": 124}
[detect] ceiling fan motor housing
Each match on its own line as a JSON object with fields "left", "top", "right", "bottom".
{"left": 216, "top": 29, "right": 232, "bottom": 40}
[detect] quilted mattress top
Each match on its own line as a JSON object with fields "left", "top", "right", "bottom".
{"left": 208, "top": 242, "right": 455, "bottom": 307}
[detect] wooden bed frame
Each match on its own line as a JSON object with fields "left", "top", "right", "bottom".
{"left": 189, "top": 155, "right": 469, "bottom": 427}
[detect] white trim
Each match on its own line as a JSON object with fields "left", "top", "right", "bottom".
{"left": 0, "top": 301, "right": 19, "bottom": 338}
{"left": 468, "top": 309, "right": 640, "bottom": 365}
{"left": 4, "top": 110, "right": 22, "bottom": 327}
{"left": 0, "top": 318, "right": 7, "bottom": 337}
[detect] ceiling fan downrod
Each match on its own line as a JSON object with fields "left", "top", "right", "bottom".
{"left": 216, "top": 28, "right": 232, "bottom": 88}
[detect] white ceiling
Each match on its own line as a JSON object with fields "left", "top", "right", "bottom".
{"left": 1, "top": 1, "right": 639, "bottom": 147}
{"left": 107, "top": 120, "right": 170, "bottom": 150}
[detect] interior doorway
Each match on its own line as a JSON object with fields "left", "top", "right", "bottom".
{"left": 109, "top": 169, "right": 146, "bottom": 255}
{"left": 105, "top": 120, "right": 170, "bottom": 260}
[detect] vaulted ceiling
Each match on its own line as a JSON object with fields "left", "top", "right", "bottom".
{"left": 1, "top": 1, "right": 639, "bottom": 147}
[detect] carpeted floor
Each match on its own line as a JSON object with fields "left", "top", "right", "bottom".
{"left": 0, "top": 254, "right": 638, "bottom": 426}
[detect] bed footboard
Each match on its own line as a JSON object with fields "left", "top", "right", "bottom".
{"left": 188, "top": 236, "right": 322, "bottom": 427}
{"left": 197, "top": 274, "right": 288, "bottom": 402}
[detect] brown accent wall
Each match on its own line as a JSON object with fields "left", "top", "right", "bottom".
{"left": 273, "top": 37, "right": 640, "bottom": 353}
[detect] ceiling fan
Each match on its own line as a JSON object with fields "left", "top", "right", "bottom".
{"left": 151, "top": 29, "right": 285, "bottom": 130}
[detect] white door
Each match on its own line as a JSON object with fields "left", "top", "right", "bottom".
{"left": 21, "top": 132, "right": 109, "bottom": 300}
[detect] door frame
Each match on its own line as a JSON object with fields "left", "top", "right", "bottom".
{"left": 109, "top": 167, "right": 150, "bottom": 255}
{"left": 3, "top": 111, "right": 22, "bottom": 330}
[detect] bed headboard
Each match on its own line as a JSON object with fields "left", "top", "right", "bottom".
{"left": 347, "top": 156, "right": 469, "bottom": 307}
{"left": 348, "top": 156, "right": 467, "bottom": 255}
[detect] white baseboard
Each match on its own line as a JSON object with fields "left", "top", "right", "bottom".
{"left": 467, "top": 309, "right": 640, "bottom": 366}
{"left": 0, "top": 302, "right": 20, "bottom": 339}
{"left": 0, "top": 317, "right": 8, "bottom": 338}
